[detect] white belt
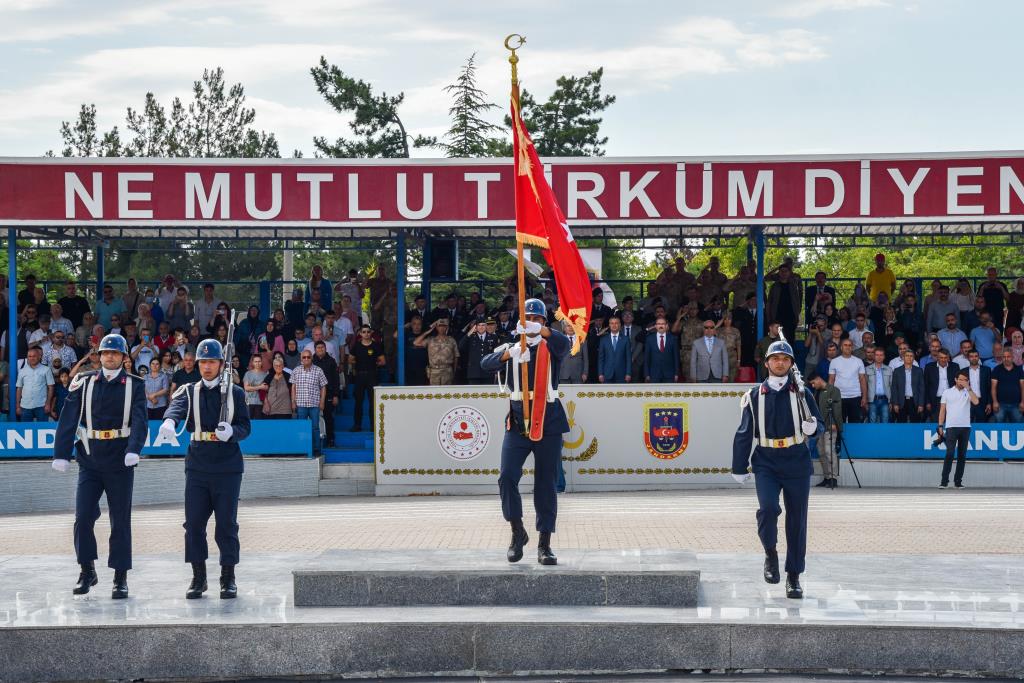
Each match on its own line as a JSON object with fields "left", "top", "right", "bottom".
{"left": 82, "top": 428, "right": 131, "bottom": 440}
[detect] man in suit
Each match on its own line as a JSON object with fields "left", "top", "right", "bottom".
{"left": 732, "top": 292, "right": 759, "bottom": 368}
{"left": 890, "top": 348, "right": 926, "bottom": 423}
{"left": 620, "top": 310, "right": 644, "bottom": 380}
{"left": 924, "top": 349, "right": 957, "bottom": 421}
{"left": 963, "top": 348, "right": 992, "bottom": 423}
{"left": 691, "top": 319, "right": 728, "bottom": 383}
{"left": 805, "top": 271, "right": 836, "bottom": 324}
{"left": 597, "top": 315, "right": 631, "bottom": 384}
{"left": 590, "top": 287, "right": 613, "bottom": 324}
{"left": 459, "top": 319, "right": 499, "bottom": 385}
{"left": 557, "top": 320, "right": 588, "bottom": 383}
{"left": 644, "top": 317, "right": 678, "bottom": 382}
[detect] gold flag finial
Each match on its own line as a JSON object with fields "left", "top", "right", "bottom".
{"left": 504, "top": 34, "right": 525, "bottom": 86}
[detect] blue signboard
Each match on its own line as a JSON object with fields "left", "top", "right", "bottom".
{"left": 841, "top": 423, "right": 1024, "bottom": 460}
{"left": 0, "top": 420, "right": 312, "bottom": 459}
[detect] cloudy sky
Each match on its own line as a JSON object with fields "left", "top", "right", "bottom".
{"left": 1, "top": 0, "right": 1021, "bottom": 159}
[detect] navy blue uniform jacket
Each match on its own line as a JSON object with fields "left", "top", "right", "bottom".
{"left": 480, "top": 329, "right": 572, "bottom": 435}
{"left": 732, "top": 378, "right": 825, "bottom": 475}
{"left": 53, "top": 370, "right": 148, "bottom": 472}
{"left": 164, "top": 382, "right": 251, "bottom": 474}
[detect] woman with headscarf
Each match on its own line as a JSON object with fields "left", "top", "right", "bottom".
{"left": 233, "top": 305, "right": 263, "bottom": 369}
{"left": 1009, "top": 329, "right": 1024, "bottom": 367}
{"left": 283, "top": 338, "right": 301, "bottom": 371}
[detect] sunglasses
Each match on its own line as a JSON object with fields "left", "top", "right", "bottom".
{"left": 703, "top": 325, "right": 715, "bottom": 329}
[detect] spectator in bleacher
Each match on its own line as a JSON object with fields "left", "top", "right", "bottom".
{"left": 805, "top": 271, "right": 836, "bottom": 324}
{"left": 891, "top": 348, "right": 926, "bottom": 423}
{"left": 94, "top": 284, "right": 123, "bottom": 329}
{"left": 459, "top": 319, "right": 499, "bottom": 385}
{"left": 170, "top": 351, "right": 199, "bottom": 395}
{"left": 312, "top": 340, "right": 341, "bottom": 444}
{"left": 927, "top": 286, "right": 959, "bottom": 332}
{"left": 865, "top": 347, "right": 892, "bottom": 423}
{"left": 963, "top": 349, "right": 992, "bottom": 423}
{"left": 848, "top": 313, "right": 872, "bottom": 350}
{"left": 731, "top": 293, "right": 757, "bottom": 370}
{"left": 51, "top": 367, "right": 71, "bottom": 420}
{"left": 837, "top": 306, "right": 853, "bottom": 331}
{"left": 144, "top": 357, "right": 170, "bottom": 420}
{"left": 1006, "top": 277, "right": 1024, "bottom": 331}
{"left": 119, "top": 278, "right": 142, "bottom": 319}
{"left": 308, "top": 287, "right": 328, "bottom": 321}
{"left": 672, "top": 302, "right": 702, "bottom": 379}
{"left": 292, "top": 326, "right": 311, "bottom": 354}
{"left": 978, "top": 267, "right": 1009, "bottom": 324}
{"left": 291, "top": 348, "right": 327, "bottom": 455}
{"left": 285, "top": 288, "right": 305, "bottom": 330}
{"left": 895, "top": 293, "right": 923, "bottom": 352}
{"left": 952, "top": 339, "right": 974, "bottom": 369}
{"left": 892, "top": 279, "right": 919, "bottom": 312}
{"left": 15, "top": 347, "right": 53, "bottom": 422}
{"left": 829, "top": 338, "right": 867, "bottom": 423}
{"left": 696, "top": 256, "right": 728, "bottom": 306}
{"left": 309, "top": 325, "right": 340, "bottom": 366}
{"left": 120, "top": 320, "right": 138, "bottom": 351}
{"left": 306, "top": 265, "right": 333, "bottom": 313}
{"left": 718, "top": 312, "right": 742, "bottom": 381}
{"left": 844, "top": 283, "right": 870, "bottom": 318}
{"left": 243, "top": 355, "right": 270, "bottom": 421}
{"left": 420, "top": 318, "right": 458, "bottom": 385}
{"left": 557, "top": 319, "right": 588, "bottom": 384}
{"left": 754, "top": 321, "right": 783, "bottom": 381}
{"left": 234, "top": 305, "right": 263, "bottom": 368}
{"left": 724, "top": 261, "right": 756, "bottom": 308}
{"left": 340, "top": 268, "right": 367, "bottom": 321}
{"left": 31, "top": 286, "right": 50, "bottom": 318}
{"left": 164, "top": 286, "right": 194, "bottom": 333}
{"left": 283, "top": 338, "right": 301, "bottom": 370}
{"left": 961, "top": 295, "right": 987, "bottom": 335}
{"left": 690, "top": 318, "right": 728, "bottom": 383}
{"left": 56, "top": 281, "right": 90, "bottom": 329}
{"left": 17, "top": 274, "right": 38, "bottom": 311}
{"left": 865, "top": 253, "right": 896, "bottom": 303}
{"left": 924, "top": 349, "right": 956, "bottom": 421}
{"left": 326, "top": 309, "right": 353, "bottom": 348}
{"left": 47, "top": 302, "right": 74, "bottom": 338}
{"left": 938, "top": 313, "right": 967, "bottom": 356}
{"left": 643, "top": 317, "right": 677, "bottom": 383}
{"left": 591, "top": 287, "right": 613, "bottom": 324}
{"left": 262, "top": 356, "right": 293, "bottom": 419}
{"left": 69, "top": 346, "right": 101, "bottom": 378}
{"left": 153, "top": 321, "right": 174, "bottom": 354}
{"left": 922, "top": 279, "right": 942, "bottom": 321}
{"left": 620, "top": 310, "right": 644, "bottom": 379}
{"left": 155, "top": 274, "right": 181, "bottom": 312}
{"left": 920, "top": 336, "right": 942, "bottom": 368}
{"left": 158, "top": 350, "right": 176, "bottom": 377}
{"left": 136, "top": 302, "right": 157, "bottom": 336}
{"left": 1009, "top": 329, "right": 1024, "bottom": 366}
{"left": 193, "top": 283, "right": 219, "bottom": 333}
{"left": 767, "top": 263, "right": 801, "bottom": 344}
{"left": 991, "top": 348, "right": 1024, "bottom": 422}
{"left": 108, "top": 313, "right": 125, "bottom": 337}
{"left": 951, "top": 278, "right": 975, "bottom": 315}
{"left": 42, "top": 330, "right": 77, "bottom": 368}
{"left": 597, "top": 315, "right": 631, "bottom": 384}
{"left": 73, "top": 311, "right": 95, "bottom": 351}
{"left": 399, "top": 315, "right": 429, "bottom": 386}
{"left": 855, "top": 332, "right": 876, "bottom": 362}
{"left": 171, "top": 328, "right": 193, "bottom": 361}
{"left": 131, "top": 330, "right": 158, "bottom": 374}
{"left": 984, "top": 342, "right": 1003, "bottom": 370}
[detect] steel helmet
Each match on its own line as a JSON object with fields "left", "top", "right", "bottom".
{"left": 765, "top": 340, "right": 795, "bottom": 360}
{"left": 97, "top": 334, "right": 129, "bottom": 355}
{"left": 524, "top": 298, "right": 546, "bottom": 318}
{"left": 195, "top": 339, "right": 224, "bottom": 361}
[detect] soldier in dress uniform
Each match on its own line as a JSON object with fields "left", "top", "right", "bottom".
{"left": 160, "top": 339, "right": 250, "bottom": 599}
{"left": 459, "top": 318, "right": 499, "bottom": 385}
{"left": 481, "top": 298, "right": 571, "bottom": 565}
{"left": 52, "top": 334, "right": 148, "bottom": 598}
{"left": 732, "top": 339, "right": 824, "bottom": 599}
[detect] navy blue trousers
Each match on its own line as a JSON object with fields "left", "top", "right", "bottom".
{"left": 752, "top": 445, "right": 812, "bottom": 574}
{"left": 498, "top": 429, "right": 561, "bottom": 533}
{"left": 184, "top": 471, "right": 242, "bottom": 566}
{"left": 74, "top": 466, "right": 135, "bottom": 570}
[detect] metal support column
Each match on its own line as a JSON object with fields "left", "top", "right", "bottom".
{"left": 421, "top": 237, "right": 432, "bottom": 308}
{"left": 8, "top": 230, "right": 17, "bottom": 421}
{"left": 95, "top": 245, "right": 105, "bottom": 299}
{"left": 258, "top": 282, "right": 271, "bottom": 319}
{"left": 396, "top": 230, "right": 407, "bottom": 386}
{"left": 754, "top": 226, "right": 765, "bottom": 342}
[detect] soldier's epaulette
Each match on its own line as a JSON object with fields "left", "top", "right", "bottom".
{"left": 739, "top": 388, "right": 755, "bottom": 408}
{"left": 69, "top": 371, "right": 97, "bottom": 392}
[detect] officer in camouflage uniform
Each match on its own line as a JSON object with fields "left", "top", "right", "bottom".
{"left": 673, "top": 302, "right": 704, "bottom": 381}
{"left": 423, "top": 317, "right": 459, "bottom": 385}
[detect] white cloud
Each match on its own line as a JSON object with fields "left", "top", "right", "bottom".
{"left": 772, "top": 0, "right": 888, "bottom": 19}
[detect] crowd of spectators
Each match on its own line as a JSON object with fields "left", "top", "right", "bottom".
{"left": 2, "top": 254, "right": 1022, "bottom": 435}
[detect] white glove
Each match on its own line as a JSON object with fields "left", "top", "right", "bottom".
{"left": 51, "top": 459, "right": 69, "bottom": 473}
{"left": 124, "top": 452, "right": 140, "bottom": 467}
{"left": 515, "top": 320, "right": 543, "bottom": 336}
{"left": 732, "top": 472, "right": 751, "bottom": 484}
{"left": 158, "top": 419, "right": 176, "bottom": 440}
{"left": 801, "top": 418, "right": 818, "bottom": 436}
{"left": 508, "top": 345, "right": 531, "bottom": 363}
{"left": 215, "top": 421, "right": 233, "bottom": 442}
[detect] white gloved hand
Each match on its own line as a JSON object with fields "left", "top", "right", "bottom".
{"left": 731, "top": 472, "right": 751, "bottom": 484}
{"left": 51, "top": 459, "right": 69, "bottom": 473}
{"left": 515, "top": 321, "right": 543, "bottom": 336}
{"left": 508, "top": 345, "right": 531, "bottom": 363}
{"left": 215, "top": 421, "right": 233, "bottom": 442}
{"left": 158, "top": 419, "right": 176, "bottom": 440}
{"left": 801, "top": 418, "right": 818, "bottom": 436}
{"left": 124, "top": 452, "right": 140, "bottom": 467}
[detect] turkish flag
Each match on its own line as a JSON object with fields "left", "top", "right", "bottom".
{"left": 511, "top": 92, "right": 592, "bottom": 355}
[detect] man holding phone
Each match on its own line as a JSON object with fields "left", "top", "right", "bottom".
{"left": 937, "top": 369, "right": 979, "bottom": 489}
{"left": 130, "top": 332, "right": 157, "bottom": 374}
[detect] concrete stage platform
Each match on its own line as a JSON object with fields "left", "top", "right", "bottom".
{"left": 1, "top": 552, "right": 1022, "bottom": 682}
{"left": 294, "top": 549, "right": 701, "bottom": 607}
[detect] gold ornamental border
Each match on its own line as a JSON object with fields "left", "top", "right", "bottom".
{"left": 575, "top": 390, "right": 745, "bottom": 399}
{"left": 383, "top": 468, "right": 535, "bottom": 476}
{"left": 578, "top": 466, "right": 732, "bottom": 475}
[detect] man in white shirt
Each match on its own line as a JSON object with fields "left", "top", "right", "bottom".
{"left": 888, "top": 342, "right": 919, "bottom": 371}
{"left": 324, "top": 310, "right": 354, "bottom": 347}
{"left": 937, "top": 369, "right": 979, "bottom": 489}
{"left": 848, "top": 313, "right": 872, "bottom": 350}
{"left": 828, "top": 339, "right": 867, "bottom": 422}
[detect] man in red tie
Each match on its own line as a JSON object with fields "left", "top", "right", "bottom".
{"left": 644, "top": 317, "right": 679, "bottom": 382}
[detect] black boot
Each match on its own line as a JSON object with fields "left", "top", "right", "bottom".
{"left": 829, "top": 478, "right": 838, "bottom": 489}
{"left": 815, "top": 478, "right": 830, "bottom": 487}
{"left": 111, "top": 570, "right": 129, "bottom": 600}
{"left": 219, "top": 565, "right": 237, "bottom": 599}
{"left": 537, "top": 531, "right": 557, "bottom": 566}
{"left": 506, "top": 520, "right": 529, "bottom": 563}
{"left": 72, "top": 563, "right": 98, "bottom": 595}
{"left": 186, "top": 562, "right": 208, "bottom": 599}
{"left": 763, "top": 550, "right": 781, "bottom": 584}
{"left": 786, "top": 572, "right": 803, "bottom": 599}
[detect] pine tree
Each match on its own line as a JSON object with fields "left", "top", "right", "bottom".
{"left": 439, "top": 53, "right": 500, "bottom": 157}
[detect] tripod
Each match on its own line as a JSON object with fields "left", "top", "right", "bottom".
{"left": 825, "top": 396, "right": 862, "bottom": 489}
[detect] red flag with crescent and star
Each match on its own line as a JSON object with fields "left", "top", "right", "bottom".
{"left": 511, "top": 93, "right": 592, "bottom": 355}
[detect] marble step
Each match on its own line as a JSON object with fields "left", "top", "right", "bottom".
{"left": 292, "top": 549, "right": 700, "bottom": 607}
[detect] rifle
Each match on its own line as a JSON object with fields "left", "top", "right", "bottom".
{"left": 777, "top": 328, "right": 811, "bottom": 423}
{"left": 219, "top": 309, "right": 237, "bottom": 423}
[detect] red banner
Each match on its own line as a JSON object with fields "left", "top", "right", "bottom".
{"left": 2, "top": 154, "right": 1023, "bottom": 225}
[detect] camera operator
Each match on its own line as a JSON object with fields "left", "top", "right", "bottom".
{"left": 809, "top": 373, "right": 842, "bottom": 489}
{"left": 936, "top": 369, "right": 979, "bottom": 489}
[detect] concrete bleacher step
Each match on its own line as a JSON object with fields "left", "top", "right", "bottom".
{"left": 318, "top": 463, "right": 375, "bottom": 496}
{"left": 292, "top": 549, "right": 700, "bottom": 607}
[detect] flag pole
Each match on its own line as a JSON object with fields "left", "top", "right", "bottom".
{"left": 506, "top": 33, "right": 531, "bottom": 436}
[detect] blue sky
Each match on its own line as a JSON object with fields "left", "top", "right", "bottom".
{"left": 1, "top": 0, "right": 1021, "bottom": 158}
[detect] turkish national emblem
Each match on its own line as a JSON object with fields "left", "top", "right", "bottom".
{"left": 643, "top": 403, "right": 689, "bottom": 460}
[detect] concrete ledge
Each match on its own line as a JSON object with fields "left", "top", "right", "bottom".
{"left": 2, "top": 619, "right": 1021, "bottom": 682}
{"left": 292, "top": 549, "right": 700, "bottom": 607}
{"left": 0, "top": 456, "right": 321, "bottom": 514}
{"left": 838, "top": 458, "right": 1024, "bottom": 488}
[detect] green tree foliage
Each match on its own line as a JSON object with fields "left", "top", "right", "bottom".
{"left": 58, "top": 104, "right": 122, "bottom": 157}
{"left": 439, "top": 54, "right": 501, "bottom": 158}
{"left": 310, "top": 56, "right": 436, "bottom": 158}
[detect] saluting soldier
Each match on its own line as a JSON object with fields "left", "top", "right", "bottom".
{"left": 417, "top": 317, "right": 459, "bottom": 385}
{"left": 481, "top": 298, "right": 571, "bottom": 565}
{"left": 732, "top": 339, "right": 824, "bottom": 599}
{"left": 672, "top": 302, "right": 703, "bottom": 381}
{"left": 160, "top": 339, "right": 250, "bottom": 600}
{"left": 52, "top": 334, "right": 147, "bottom": 599}
{"left": 459, "top": 318, "right": 499, "bottom": 385}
